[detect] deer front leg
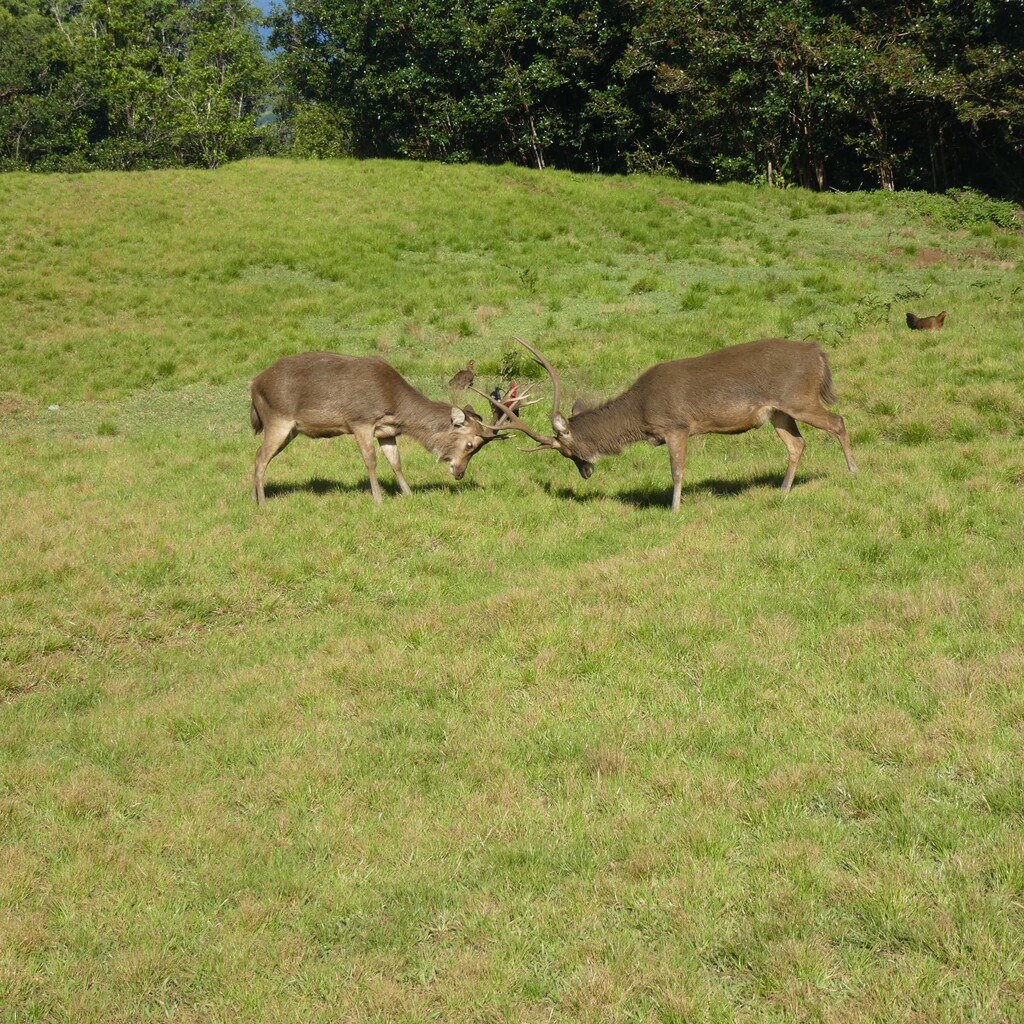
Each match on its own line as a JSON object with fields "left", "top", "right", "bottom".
{"left": 352, "top": 425, "right": 384, "bottom": 502}
{"left": 666, "top": 431, "right": 690, "bottom": 512}
{"left": 377, "top": 437, "right": 413, "bottom": 496}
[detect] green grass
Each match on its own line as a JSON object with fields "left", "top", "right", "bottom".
{"left": 1, "top": 159, "right": 1023, "bottom": 1022}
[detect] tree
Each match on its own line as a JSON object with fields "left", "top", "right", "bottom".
{"left": 0, "top": 0, "right": 271, "bottom": 170}
{"left": 0, "top": 0, "right": 94, "bottom": 170}
{"left": 627, "top": 0, "right": 1024, "bottom": 194}
{"left": 4, "top": 0, "right": 1021, "bottom": 194}
{"left": 267, "top": 0, "right": 640, "bottom": 171}
{"left": 169, "top": 0, "right": 272, "bottom": 167}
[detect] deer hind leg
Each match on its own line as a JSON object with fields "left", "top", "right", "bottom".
{"left": 352, "top": 424, "right": 384, "bottom": 503}
{"left": 793, "top": 406, "right": 858, "bottom": 476}
{"left": 253, "top": 419, "right": 297, "bottom": 505}
{"left": 770, "top": 410, "right": 805, "bottom": 493}
{"left": 665, "top": 431, "right": 690, "bottom": 512}
{"left": 377, "top": 437, "right": 412, "bottom": 496}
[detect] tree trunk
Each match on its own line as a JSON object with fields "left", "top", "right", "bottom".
{"left": 870, "top": 112, "right": 895, "bottom": 190}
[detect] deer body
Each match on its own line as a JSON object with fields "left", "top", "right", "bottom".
{"left": 250, "top": 352, "right": 501, "bottom": 504}
{"left": 483, "top": 338, "right": 858, "bottom": 511}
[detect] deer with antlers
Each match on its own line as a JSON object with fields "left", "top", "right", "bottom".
{"left": 250, "top": 352, "right": 509, "bottom": 504}
{"left": 475, "top": 337, "right": 858, "bottom": 511}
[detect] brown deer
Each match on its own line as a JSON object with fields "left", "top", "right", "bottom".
{"left": 250, "top": 352, "right": 506, "bottom": 505}
{"left": 476, "top": 337, "right": 858, "bottom": 511}
{"left": 906, "top": 311, "right": 947, "bottom": 330}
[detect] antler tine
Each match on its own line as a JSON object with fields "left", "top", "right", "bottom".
{"left": 470, "top": 385, "right": 535, "bottom": 433}
{"left": 487, "top": 393, "right": 542, "bottom": 429}
{"left": 494, "top": 382, "right": 538, "bottom": 406}
{"left": 469, "top": 386, "right": 557, "bottom": 447}
{"left": 512, "top": 336, "right": 563, "bottom": 423}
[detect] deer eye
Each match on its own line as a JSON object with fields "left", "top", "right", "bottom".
{"left": 465, "top": 441, "right": 475, "bottom": 450}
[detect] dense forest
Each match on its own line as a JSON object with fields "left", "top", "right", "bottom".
{"left": 2, "top": 0, "right": 1022, "bottom": 198}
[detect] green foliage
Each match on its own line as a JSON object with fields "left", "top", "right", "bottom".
{"left": 0, "top": 0, "right": 270, "bottom": 170}
{"left": 266, "top": 0, "right": 639, "bottom": 171}
{"left": 261, "top": 0, "right": 1024, "bottom": 197}
{"left": 0, "top": 0, "right": 90, "bottom": 171}
{"left": 939, "top": 188, "right": 1023, "bottom": 231}
{"left": 281, "top": 101, "right": 354, "bottom": 159}
{"left": 497, "top": 346, "right": 544, "bottom": 382}
{"left": 3, "top": 0, "right": 1024, "bottom": 196}
{"left": 879, "top": 187, "right": 1023, "bottom": 232}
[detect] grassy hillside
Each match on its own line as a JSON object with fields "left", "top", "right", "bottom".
{"left": 1, "top": 159, "right": 1023, "bottom": 1023}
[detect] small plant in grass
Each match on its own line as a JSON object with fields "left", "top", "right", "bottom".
{"left": 949, "top": 419, "right": 979, "bottom": 442}
{"left": 629, "top": 274, "right": 659, "bottom": 294}
{"left": 519, "top": 266, "right": 539, "bottom": 293}
{"left": 679, "top": 281, "right": 710, "bottom": 310}
{"left": 889, "top": 187, "right": 1022, "bottom": 231}
{"left": 498, "top": 347, "right": 545, "bottom": 381}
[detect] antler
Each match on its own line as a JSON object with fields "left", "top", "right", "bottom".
{"left": 469, "top": 386, "right": 557, "bottom": 448}
{"left": 513, "top": 336, "right": 564, "bottom": 424}
{"left": 497, "top": 385, "right": 543, "bottom": 415}
{"left": 470, "top": 337, "right": 567, "bottom": 446}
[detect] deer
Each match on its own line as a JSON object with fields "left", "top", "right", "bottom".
{"left": 250, "top": 352, "right": 507, "bottom": 505}
{"left": 906, "top": 311, "right": 947, "bottom": 330}
{"left": 475, "top": 337, "right": 858, "bottom": 511}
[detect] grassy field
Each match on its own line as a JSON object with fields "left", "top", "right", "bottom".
{"left": 1, "top": 159, "right": 1023, "bottom": 1023}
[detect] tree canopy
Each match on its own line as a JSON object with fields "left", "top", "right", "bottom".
{"left": 0, "top": 0, "right": 270, "bottom": 170}
{"left": 3, "top": 0, "right": 1022, "bottom": 197}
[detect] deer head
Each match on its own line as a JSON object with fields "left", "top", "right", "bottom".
{"left": 445, "top": 404, "right": 507, "bottom": 479}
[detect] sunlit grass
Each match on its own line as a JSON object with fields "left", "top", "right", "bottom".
{"left": 1, "top": 159, "right": 1023, "bottom": 1022}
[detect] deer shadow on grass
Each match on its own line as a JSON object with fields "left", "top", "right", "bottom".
{"left": 541, "top": 471, "right": 824, "bottom": 509}
{"left": 260, "top": 476, "right": 484, "bottom": 503}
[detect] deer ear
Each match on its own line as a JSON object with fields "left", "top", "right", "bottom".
{"left": 450, "top": 407, "right": 467, "bottom": 427}
{"left": 552, "top": 413, "right": 570, "bottom": 436}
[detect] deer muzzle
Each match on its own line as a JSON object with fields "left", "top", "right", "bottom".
{"left": 573, "top": 457, "right": 595, "bottom": 480}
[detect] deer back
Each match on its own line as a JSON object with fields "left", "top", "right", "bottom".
{"left": 565, "top": 339, "right": 832, "bottom": 451}
{"left": 251, "top": 353, "right": 417, "bottom": 433}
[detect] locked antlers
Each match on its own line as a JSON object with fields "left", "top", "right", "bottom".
{"left": 470, "top": 337, "right": 564, "bottom": 448}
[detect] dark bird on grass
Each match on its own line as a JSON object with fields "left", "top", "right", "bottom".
{"left": 906, "top": 310, "right": 947, "bottom": 330}
{"left": 448, "top": 359, "right": 475, "bottom": 390}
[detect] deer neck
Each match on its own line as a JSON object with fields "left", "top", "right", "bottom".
{"left": 396, "top": 390, "right": 461, "bottom": 453}
{"left": 570, "top": 389, "right": 647, "bottom": 455}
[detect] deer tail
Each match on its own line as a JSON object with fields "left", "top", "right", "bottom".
{"left": 250, "top": 401, "right": 264, "bottom": 434}
{"left": 819, "top": 352, "right": 838, "bottom": 406}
